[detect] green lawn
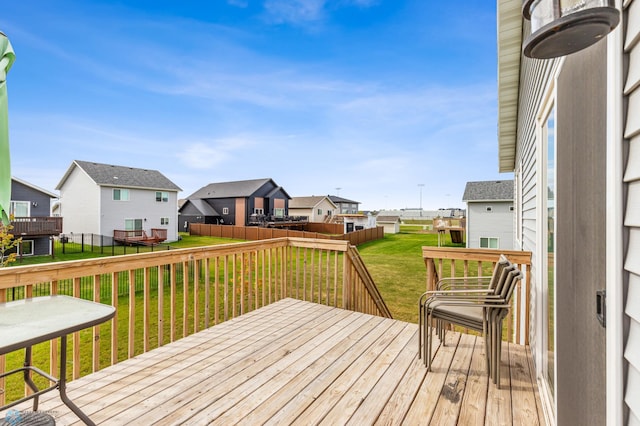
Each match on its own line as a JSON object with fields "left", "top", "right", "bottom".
{"left": 357, "top": 232, "right": 463, "bottom": 323}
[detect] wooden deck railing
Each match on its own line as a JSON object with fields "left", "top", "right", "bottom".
{"left": 0, "top": 237, "right": 391, "bottom": 405}
{"left": 422, "top": 247, "right": 532, "bottom": 345}
{"left": 10, "top": 217, "right": 62, "bottom": 236}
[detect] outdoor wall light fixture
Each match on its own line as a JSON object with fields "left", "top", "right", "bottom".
{"left": 522, "top": 0, "right": 620, "bottom": 59}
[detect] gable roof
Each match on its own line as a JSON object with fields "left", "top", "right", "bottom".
{"left": 12, "top": 177, "right": 58, "bottom": 198}
{"left": 462, "top": 180, "right": 514, "bottom": 202}
{"left": 56, "top": 160, "right": 181, "bottom": 191}
{"left": 328, "top": 195, "right": 359, "bottom": 204}
{"left": 188, "top": 178, "right": 290, "bottom": 200}
{"left": 183, "top": 199, "right": 219, "bottom": 216}
{"left": 289, "top": 196, "right": 337, "bottom": 209}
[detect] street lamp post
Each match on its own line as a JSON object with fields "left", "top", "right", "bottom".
{"left": 418, "top": 184, "right": 425, "bottom": 216}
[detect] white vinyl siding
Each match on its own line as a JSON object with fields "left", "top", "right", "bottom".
{"left": 624, "top": 0, "right": 640, "bottom": 422}
{"left": 514, "top": 19, "right": 563, "bottom": 390}
{"left": 466, "top": 202, "right": 514, "bottom": 249}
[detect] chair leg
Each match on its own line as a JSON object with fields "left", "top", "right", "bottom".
{"left": 418, "top": 302, "right": 423, "bottom": 360}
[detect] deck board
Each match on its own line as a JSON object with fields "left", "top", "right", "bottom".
{"left": 5, "top": 298, "right": 545, "bottom": 425}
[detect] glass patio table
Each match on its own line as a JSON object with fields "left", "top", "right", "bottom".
{"left": 0, "top": 295, "right": 116, "bottom": 425}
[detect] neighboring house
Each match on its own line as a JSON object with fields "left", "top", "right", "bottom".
{"left": 288, "top": 196, "right": 337, "bottom": 222}
{"left": 180, "top": 178, "right": 291, "bottom": 229}
{"left": 497, "top": 2, "right": 636, "bottom": 424}
{"left": 328, "top": 195, "right": 360, "bottom": 214}
{"left": 55, "top": 160, "right": 181, "bottom": 243}
{"left": 461, "top": 180, "right": 514, "bottom": 250}
{"left": 6, "top": 177, "right": 61, "bottom": 256}
{"left": 376, "top": 215, "right": 401, "bottom": 234}
{"left": 331, "top": 213, "right": 376, "bottom": 233}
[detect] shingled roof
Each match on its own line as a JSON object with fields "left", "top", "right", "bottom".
{"left": 462, "top": 180, "right": 514, "bottom": 202}
{"left": 188, "top": 178, "right": 290, "bottom": 199}
{"left": 289, "top": 196, "right": 336, "bottom": 209}
{"left": 56, "top": 160, "right": 181, "bottom": 191}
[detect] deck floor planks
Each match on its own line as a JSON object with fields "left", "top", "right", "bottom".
{"left": 485, "top": 341, "right": 513, "bottom": 425}
{"left": 457, "top": 335, "right": 489, "bottom": 425}
{"left": 213, "top": 313, "right": 388, "bottom": 424}
{"left": 3, "top": 298, "right": 545, "bottom": 426}
{"left": 402, "top": 332, "right": 462, "bottom": 424}
{"left": 66, "top": 300, "right": 320, "bottom": 424}
{"left": 260, "top": 318, "right": 398, "bottom": 425}
{"left": 106, "top": 305, "right": 357, "bottom": 425}
{"left": 319, "top": 323, "right": 416, "bottom": 425}
{"left": 509, "top": 343, "right": 541, "bottom": 425}
{"left": 429, "top": 333, "right": 477, "bottom": 425}
{"left": 193, "top": 311, "right": 379, "bottom": 424}
{"left": 346, "top": 329, "right": 420, "bottom": 425}
{"left": 290, "top": 320, "right": 410, "bottom": 425}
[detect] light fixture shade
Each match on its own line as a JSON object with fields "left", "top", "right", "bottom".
{"left": 522, "top": 0, "right": 620, "bottom": 59}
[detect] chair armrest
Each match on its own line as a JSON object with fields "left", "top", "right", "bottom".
{"left": 436, "top": 276, "right": 493, "bottom": 291}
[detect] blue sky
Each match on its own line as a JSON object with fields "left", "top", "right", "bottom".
{"left": 1, "top": 0, "right": 507, "bottom": 211}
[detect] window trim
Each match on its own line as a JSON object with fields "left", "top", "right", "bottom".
{"left": 155, "top": 191, "right": 169, "bottom": 202}
{"left": 222, "top": 207, "right": 229, "bottom": 215}
{"left": 479, "top": 236, "right": 499, "bottom": 249}
{"left": 113, "top": 188, "right": 130, "bottom": 201}
{"left": 10, "top": 200, "right": 30, "bottom": 217}
{"left": 19, "top": 239, "right": 34, "bottom": 256}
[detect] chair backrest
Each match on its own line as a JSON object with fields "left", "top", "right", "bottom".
{"left": 499, "top": 268, "right": 523, "bottom": 302}
{"left": 488, "top": 255, "right": 512, "bottom": 291}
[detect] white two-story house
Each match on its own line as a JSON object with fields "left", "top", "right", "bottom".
{"left": 56, "top": 160, "right": 181, "bottom": 244}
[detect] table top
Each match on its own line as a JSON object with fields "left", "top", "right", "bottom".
{"left": 0, "top": 295, "right": 116, "bottom": 355}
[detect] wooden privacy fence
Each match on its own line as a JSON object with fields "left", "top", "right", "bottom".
{"left": 0, "top": 237, "right": 391, "bottom": 405}
{"left": 422, "top": 247, "right": 532, "bottom": 345}
{"left": 190, "top": 223, "right": 384, "bottom": 246}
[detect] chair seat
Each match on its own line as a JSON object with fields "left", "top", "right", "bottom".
{"left": 431, "top": 305, "right": 484, "bottom": 331}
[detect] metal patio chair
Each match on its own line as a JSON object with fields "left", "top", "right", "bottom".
{"left": 418, "top": 255, "right": 522, "bottom": 387}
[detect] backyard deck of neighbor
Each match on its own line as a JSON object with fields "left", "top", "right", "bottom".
{"left": 11, "top": 298, "right": 544, "bottom": 425}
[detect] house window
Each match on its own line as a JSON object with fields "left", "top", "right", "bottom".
{"left": 317, "top": 209, "right": 323, "bottom": 215}
{"left": 254, "top": 208, "right": 264, "bottom": 215}
{"left": 274, "top": 208, "right": 284, "bottom": 218}
{"left": 161, "top": 217, "right": 169, "bottom": 225}
{"left": 222, "top": 207, "right": 229, "bottom": 215}
{"left": 19, "top": 240, "right": 34, "bottom": 256}
{"left": 113, "top": 189, "right": 130, "bottom": 201}
{"left": 9, "top": 201, "right": 29, "bottom": 217}
{"left": 125, "top": 219, "right": 143, "bottom": 231}
{"left": 486, "top": 206, "right": 493, "bottom": 212}
{"left": 156, "top": 191, "right": 169, "bottom": 202}
{"left": 479, "top": 237, "right": 499, "bottom": 249}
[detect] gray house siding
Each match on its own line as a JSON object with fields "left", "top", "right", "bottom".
{"left": 10, "top": 179, "right": 57, "bottom": 256}
{"left": 512, "top": 19, "right": 563, "bottom": 384}
{"left": 624, "top": 0, "right": 640, "bottom": 423}
{"left": 466, "top": 202, "right": 513, "bottom": 249}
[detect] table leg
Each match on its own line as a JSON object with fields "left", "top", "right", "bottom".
{"left": 59, "top": 336, "right": 96, "bottom": 426}
{"left": 23, "top": 346, "right": 40, "bottom": 412}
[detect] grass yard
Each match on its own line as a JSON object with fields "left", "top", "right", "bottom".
{"left": 357, "top": 232, "right": 463, "bottom": 323}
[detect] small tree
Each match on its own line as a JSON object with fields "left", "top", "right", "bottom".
{"left": 0, "top": 219, "right": 21, "bottom": 267}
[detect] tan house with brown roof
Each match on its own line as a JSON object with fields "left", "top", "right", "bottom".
{"left": 288, "top": 196, "right": 337, "bottom": 222}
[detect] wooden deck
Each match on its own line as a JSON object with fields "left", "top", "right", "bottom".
{"left": 8, "top": 299, "right": 544, "bottom": 425}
